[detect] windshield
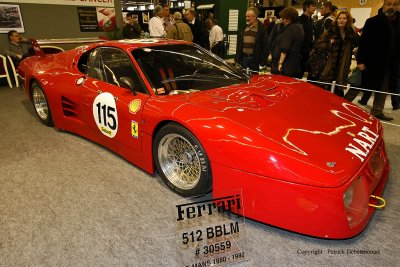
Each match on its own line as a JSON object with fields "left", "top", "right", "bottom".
{"left": 131, "top": 44, "right": 247, "bottom": 95}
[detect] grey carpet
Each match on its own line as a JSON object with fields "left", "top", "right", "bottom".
{"left": 0, "top": 85, "right": 399, "bottom": 267}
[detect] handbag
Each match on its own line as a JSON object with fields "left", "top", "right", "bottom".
{"left": 307, "top": 48, "right": 330, "bottom": 79}
{"left": 347, "top": 68, "right": 362, "bottom": 87}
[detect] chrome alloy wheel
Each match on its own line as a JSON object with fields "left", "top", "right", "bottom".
{"left": 32, "top": 87, "right": 49, "bottom": 121}
{"left": 158, "top": 133, "right": 201, "bottom": 190}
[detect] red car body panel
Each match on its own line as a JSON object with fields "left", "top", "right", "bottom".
{"left": 18, "top": 40, "right": 389, "bottom": 238}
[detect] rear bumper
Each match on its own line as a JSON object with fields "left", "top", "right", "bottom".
{"left": 212, "top": 142, "right": 389, "bottom": 239}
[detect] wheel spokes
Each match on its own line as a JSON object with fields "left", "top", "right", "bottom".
{"left": 158, "top": 134, "right": 202, "bottom": 190}
{"left": 32, "top": 87, "right": 48, "bottom": 120}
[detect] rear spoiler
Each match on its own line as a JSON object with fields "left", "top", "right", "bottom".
{"left": 29, "top": 37, "right": 107, "bottom": 56}
{"left": 30, "top": 38, "right": 45, "bottom": 57}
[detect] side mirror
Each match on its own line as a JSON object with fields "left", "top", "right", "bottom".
{"left": 119, "top": 76, "right": 137, "bottom": 95}
{"left": 230, "top": 62, "right": 250, "bottom": 81}
{"left": 232, "top": 62, "right": 246, "bottom": 73}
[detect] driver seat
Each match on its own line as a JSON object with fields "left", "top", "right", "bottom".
{"left": 158, "top": 67, "right": 177, "bottom": 92}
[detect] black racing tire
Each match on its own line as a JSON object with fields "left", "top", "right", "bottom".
{"left": 153, "top": 123, "right": 212, "bottom": 197}
{"left": 31, "top": 81, "right": 53, "bottom": 126}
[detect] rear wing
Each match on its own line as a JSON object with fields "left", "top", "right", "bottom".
{"left": 29, "top": 37, "right": 107, "bottom": 56}
{"left": 30, "top": 38, "right": 45, "bottom": 57}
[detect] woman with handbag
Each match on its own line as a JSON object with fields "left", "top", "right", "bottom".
{"left": 308, "top": 10, "right": 358, "bottom": 97}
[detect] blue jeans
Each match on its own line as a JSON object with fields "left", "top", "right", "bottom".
{"left": 241, "top": 55, "right": 258, "bottom": 71}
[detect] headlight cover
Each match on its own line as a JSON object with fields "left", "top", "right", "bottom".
{"left": 343, "top": 176, "right": 369, "bottom": 227}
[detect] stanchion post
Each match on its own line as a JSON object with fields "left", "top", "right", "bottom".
{"left": 331, "top": 80, "right": 336, "bottom": 93}
{"left": 346, "top": 83, "right": 350, "bottom": 92}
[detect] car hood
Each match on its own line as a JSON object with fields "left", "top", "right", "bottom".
{"left": 185, "top": 75, "right": 382, "bottom": 187}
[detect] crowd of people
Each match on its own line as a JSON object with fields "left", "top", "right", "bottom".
{"left": 234, "top": 0, "right": 399, "bottom": 121}
{"left": 125, "top": 4, "right": 223, "bottom": 55}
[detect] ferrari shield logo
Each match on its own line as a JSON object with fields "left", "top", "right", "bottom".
{"left": 131, "top": 120, "right": 138, "bottom": 138}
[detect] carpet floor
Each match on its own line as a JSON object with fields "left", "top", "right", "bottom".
{"left": 0, "top": 85, "right": 399, "bottom": 267}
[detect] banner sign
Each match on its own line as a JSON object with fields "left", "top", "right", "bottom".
{"left": 2, "top": 0, "right": 114, "bottom": 8}
{"left": 77, "top": 7, "right": 98, "bottom": 32}
{"left": 78, "top": 6, "right": 116, "bottom": 32}
{"left": 96, "top": 7, "right": 116, "bottom": 32}
{"left": 0, "top": 4, "right": 25, "bottom": 33}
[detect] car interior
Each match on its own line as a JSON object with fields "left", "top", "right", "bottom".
{"left": 78, "top": 47, "right": 147, "bottom": 94}
{"left": 131, "top": 45, "right": 236, "bottom": 95}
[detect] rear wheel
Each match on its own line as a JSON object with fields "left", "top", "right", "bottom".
{"left": 153, "top": 123, "right": 212, "bottom": 197}
{"left": 31, "top": 81, "right": 53, "bottom": 126}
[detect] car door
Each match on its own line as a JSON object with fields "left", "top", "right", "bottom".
{"left": 76, "top": 46, "right": 150, "bottom": 153}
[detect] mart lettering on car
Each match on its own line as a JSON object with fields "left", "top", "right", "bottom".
{"left": 345, "top": 126, "right": 379, "bottom": 162}
{"left": 92, "top": 92, "right": 118, "bottom": 138}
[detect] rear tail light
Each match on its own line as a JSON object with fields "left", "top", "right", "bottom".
{"left": 343, "top": 176, "right": 369, "bottom": 227}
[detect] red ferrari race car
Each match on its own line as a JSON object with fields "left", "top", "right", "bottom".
{"left": 17, "top": 39, "right": 389, "bottom": 239}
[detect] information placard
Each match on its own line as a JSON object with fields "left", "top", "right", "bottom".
{"left": 172, "top": 191, "right": 248, "bottom": 266}
{"left": 228, "top": 10, "right": 239, "bottom": 32}
{"left": 227, "top": 35, "right": 237, "bottom": 56}
{"left": 77, "top": 7, "right": 98, "bottom": 32}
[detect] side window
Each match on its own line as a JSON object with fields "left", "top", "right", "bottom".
{"left": 77, "top": 49, "right": 96, "bottom": 74}
{"left": 79, "top": 47, "right": 148, "bottom": 94}
{"left": 99, "top": 47, "right": 147, "bottom": 94}
{"left": 76, "top": 47, "right": 103, "bottom": 80}
{"left": 83, "top": 48, "right": 112, "bottom": 83}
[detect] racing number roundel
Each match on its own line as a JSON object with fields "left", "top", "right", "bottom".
{"left": 92, "top": 92, "right": 118, "bottom": 138}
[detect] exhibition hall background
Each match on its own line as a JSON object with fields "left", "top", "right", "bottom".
{"left": 0, "top": 0, "right": 123, "bottom": 49}
{"left": 0, "top": 0, "right": 387, "bottom": 51}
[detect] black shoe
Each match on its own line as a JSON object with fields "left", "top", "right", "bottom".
{"left": 358, "top": 100, "right": 367, "bottom": 105}
{"left": 374, "top": 113, "right": 394, "bottom": 121}
{"left": 393, "top": 106, "right": 399, "bottom": 110}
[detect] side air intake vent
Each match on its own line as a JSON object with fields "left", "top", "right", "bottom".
{"left": 61, "top": 96, "right": 80, "bottom": 117}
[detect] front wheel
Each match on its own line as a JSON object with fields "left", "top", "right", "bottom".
{"left": 153, "top": 123, "right": 212, "bottom": 197}
{"left": 31, "top": 81, "right": 53, "bottom": 126}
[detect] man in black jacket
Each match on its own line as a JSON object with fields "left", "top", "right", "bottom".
{"left": 314, "top": 1, "right": 334, "bottom": 41}
{"left": 235, "top": 7, "right": 268, "bottom": 71}
{"left": 357, "top": 0, "right": 399, "bottom": 121}
{"left": 298, "top": 0, "right": 316, "bottom": 76}
{"left": 393, "top": 9, "right": 400, "bottom": 110}
{"left": 185, "top": 9, "right": 208, "bottom": 49}
{"left": 123, "top": 12, "right": 142, "bottom": 39}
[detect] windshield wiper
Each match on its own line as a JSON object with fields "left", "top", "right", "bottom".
{"left": 161, "top": 76, "right": 216, "bottom": 84}
{"left": 162, "top": 74, "right": 246, "bottom": 83}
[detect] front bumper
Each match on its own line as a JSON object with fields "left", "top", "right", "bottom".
{"left": 212, "top": 140, "right": 389, "bottom": 239}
